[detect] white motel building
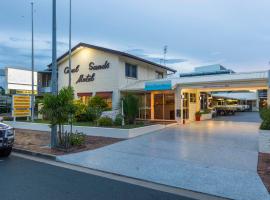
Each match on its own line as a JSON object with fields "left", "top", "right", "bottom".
{"left": 41, "top": 43, "right": 270, "bottom": 123}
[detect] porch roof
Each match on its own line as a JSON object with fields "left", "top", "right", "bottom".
{"left": 121, "top": 70, "right": 269, "bottom": 92}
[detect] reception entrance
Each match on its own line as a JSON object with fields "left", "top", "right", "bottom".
{"left": 154, "top": 92, "right": 175, "bottom": 120}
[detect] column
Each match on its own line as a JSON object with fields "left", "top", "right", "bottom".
{"left": 175, "top": 85, "right": 181, "bottom": 123}
{"left": 267, "top": 88, "right": 270, "bottom": 107}
{"left": 150, "top": 92, "right": 154, "bottom": 120}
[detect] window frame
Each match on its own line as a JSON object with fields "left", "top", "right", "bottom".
{"left": 125, "top": 63, "right": 138, "bottom": 79}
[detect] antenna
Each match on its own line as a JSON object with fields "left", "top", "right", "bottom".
{"left": 163, "top": 45, "right": 168, "bottom": 66}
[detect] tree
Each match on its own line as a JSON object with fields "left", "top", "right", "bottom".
{"left": 122, "top": 94, "right": 139, "bottom": 124}
{"left": 40, "top": 87, "right": 76, "bottom": 147}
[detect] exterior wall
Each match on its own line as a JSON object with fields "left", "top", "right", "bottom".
{"left": 57, "top": 47, "right": 167, "bottom": 109}
{"left": 181, "top": 88, "right": 200, "bottom": 122}
{"left": 58, "top": 48, "right": 120, "bottom": 109}
{"left": 118, "top": 57, "right": 167, "bottom": 88}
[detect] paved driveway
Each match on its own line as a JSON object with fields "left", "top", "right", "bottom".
{"left": 58, "top": 113, "right": 269, "bottom": 200}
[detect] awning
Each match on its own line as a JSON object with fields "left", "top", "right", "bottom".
{"left": 96, "top": 91, "right": 113, "bottom": 99}
{"left": 77, "top": 92, "right": 92, "bottom": 97}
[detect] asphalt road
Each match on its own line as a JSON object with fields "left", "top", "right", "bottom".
{"left": 0, "top": 155, "right": 195, "bottom": 200}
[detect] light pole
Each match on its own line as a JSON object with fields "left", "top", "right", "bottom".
{"left": 68, "top": 0, "right": 72, "bottom": 87}
{"left": 31, "top": 2, "right": 35, "bottom": 122}
{"left": 51, "top": 0, "right": 58, "bottom": 147}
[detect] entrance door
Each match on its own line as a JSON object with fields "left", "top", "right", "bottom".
{"left": 182, "top": 92, "right": 189, "bottom": 119}
{"left": 154, "top": 94, "right": 164, "bottom": 119}
{"left": 154, "top": 93, "right": 175, "bottom": 120}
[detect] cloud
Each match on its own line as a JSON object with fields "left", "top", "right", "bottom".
{"left": 0, "top": 33, "right": 69, "bottom": 70}
{"left": 125, "top": 48, "right": 187, "bottom": 65}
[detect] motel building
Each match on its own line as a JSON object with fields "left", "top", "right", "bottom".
{"left": 42, "top": 43, "right": 270, "bottom": 124}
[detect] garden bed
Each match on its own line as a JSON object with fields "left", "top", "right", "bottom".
{"left": 258, "top": 152, "right": 270, "bottom": 192}
{"left": 13, "top": 119, "right": 147, "bottom": 129}
{"left": 14, "top": 129, "right": 124, "bottom": 156}
{"left": 6, "top": 121, "right": 172, "bottom": 139}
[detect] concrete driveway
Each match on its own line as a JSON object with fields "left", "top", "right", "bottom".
{"left": 58, "top": 113, "right": 269, "bottom": 200}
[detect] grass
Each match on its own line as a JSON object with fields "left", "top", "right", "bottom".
{"left": 13, "top": 118, "right": 146, "bottom": 129}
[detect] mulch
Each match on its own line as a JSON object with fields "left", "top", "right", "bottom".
{"left": 14, "top": 129, "right": 124, "bottom": 156}
{"left": 258, "top": 152, "right": 270, "bottom": 192}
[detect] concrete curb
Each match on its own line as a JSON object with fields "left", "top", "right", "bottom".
{"left": 13, "top": 148, "right": 56, "bottom": 161}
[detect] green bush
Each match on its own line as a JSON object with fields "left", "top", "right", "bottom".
{"left": 260, "top": 108, "right": 270, "bottom": 130}
{"left": 114, "top": 114, "right": 123, "bottom": 126}
{"left": 122, "top": 94, "right": 139, "bottom": 124}
{"left": 98, "top": 117, "right": 113, "bottom": 127}
{"left": 69, "top": 132, "right": 86, "bottom": 146}
{"left": 88, "top": 96, "right": 108, "bottom": 110}
{"left": 86, "top": 96, "right": 109, "bottom": 122}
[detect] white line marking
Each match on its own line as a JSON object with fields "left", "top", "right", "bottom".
{"left": 12, "top": 152, "right": 229, "bottom": 200}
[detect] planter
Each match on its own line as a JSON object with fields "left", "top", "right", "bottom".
{"left": 195, "top": 115, "right": 201, "bottom": 121}
{"left": 201, "top": 113, "right": 212, "bottom": 121}
{"left": 259, "top": 130, "right": 270, "bottom": 153}
{"left": 4, "top": 121, "right": 177, "bottom": 139}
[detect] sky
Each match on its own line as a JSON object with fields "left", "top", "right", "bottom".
{"left": 1, "top": 0, "right": 270, "bottom": 75}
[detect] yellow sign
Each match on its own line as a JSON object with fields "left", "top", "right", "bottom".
{"left": 12, "top": 95, "right": 32, "bottom": 117}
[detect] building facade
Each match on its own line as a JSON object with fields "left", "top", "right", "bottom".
{"left": 49, "top": 43, "right": 176, "bottom": 109}
{"left": 0, "top": 67, "right": 37, "bottom": 95}
{"left": 43, "top": 43, "right": 270, "bottom": 124}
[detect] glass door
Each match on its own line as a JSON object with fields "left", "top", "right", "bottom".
{"left": 182, "top": 93, "right": 189, "bottom": 119}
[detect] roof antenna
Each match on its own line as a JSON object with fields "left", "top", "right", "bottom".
{"left": 163, "top": 45, "right": 168, "bottom": 66}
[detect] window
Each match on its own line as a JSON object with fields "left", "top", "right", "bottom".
{"left": 77, "top": 93, "right": 92, "bottom": 104}
{"left": 125, "top": 63, "right": 137, "bottom": 78}
{"left": 155, "top": 71, "right": 164, "bottom": 79}
{"left": 95, "top": 92, "right": 113, "bottom": 109}
{"left": 190, "top": 93, "right": 196, "bottom": 103}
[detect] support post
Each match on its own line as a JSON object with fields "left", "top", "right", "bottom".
{"left": 51, "top": 0, "right": 58, "bottom": 148}
{"left": 31, "top": 2, "right": 35, "bottom": 122}
{"left": 268, "top": 70, "right": 270, "bottom": 107}
{"left": 150, "top": 92, "right": 154, "bottom": 120}
{"left": 175, "top": 86, "right": 181, "bottom": 123}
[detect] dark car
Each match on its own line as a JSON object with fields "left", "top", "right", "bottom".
{"left": 0, "top": 123, "right": 15, "bottom": 157}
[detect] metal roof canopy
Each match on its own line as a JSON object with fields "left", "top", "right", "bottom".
{"left": 139, "top": 70, "right": 269, "bottom": 92}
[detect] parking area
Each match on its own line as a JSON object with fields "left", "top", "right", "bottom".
{"left": 58, "top": 112, "right": 269, "bottom": 200}
{"left": 213, "top": 111, "right": 261, "bottom": 123}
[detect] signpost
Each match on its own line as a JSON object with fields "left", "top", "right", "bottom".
{"left": 12, "top": 95, "right": 32, "bottom": 121}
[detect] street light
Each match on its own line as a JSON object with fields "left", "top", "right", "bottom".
{"left": 51, "top": 0, "right": 58, "bottom": 147}
{"left": 31, "top": 2, "right": 35, "bottom": 122}
{"left": 68, "top": 0, "right": 72, "bottom": 87}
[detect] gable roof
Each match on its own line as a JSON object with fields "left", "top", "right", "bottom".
{"left": 48, "top": 42, "right": 176, "bottom": 73}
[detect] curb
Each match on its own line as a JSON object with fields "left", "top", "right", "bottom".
{"left": 13, "top": 148, "right": 56, "bottom": 161}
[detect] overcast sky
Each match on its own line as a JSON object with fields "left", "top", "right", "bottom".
{"left": 1, "top": 0, "right": 270, "bottom": 75}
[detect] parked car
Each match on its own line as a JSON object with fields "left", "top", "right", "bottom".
{"left": 0, "top": 122, "right": 15, "bottom": 157}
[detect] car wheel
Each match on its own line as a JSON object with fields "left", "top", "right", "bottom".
{"left": 0, "top": 147, "right": 12, "bottom": 157}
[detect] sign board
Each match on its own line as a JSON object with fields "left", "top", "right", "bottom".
{"left": 145, "top": 80, "right": 172, "bottom": 91}
{"left": 12, "top": 95, "right": 31, "bottom": 117}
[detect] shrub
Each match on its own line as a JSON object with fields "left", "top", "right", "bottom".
{"left": 69, "top": 132, "right": 86, "bottom": 146}
{"left": 88, "top": 96, "right": 108, "bottom": 110}
{"left": 114, "top": 114, "right": 123, "bottom": 126}
{"left": 122, "top": 94, "right": 139, "bottom": 124}
{"left": 40, "top": 86, "right": 76, "bottom": 147}
{"left": 98, "top": 117, "right": 113, "bottom": 127}
{"left": 260, "top": 108, "right": 270, "bottom": 130}
{"left": 86, "top": 96, "right": 109, "bottom": 122}
{"left": 201, "top": 109, "right": 211, "bottom": 114}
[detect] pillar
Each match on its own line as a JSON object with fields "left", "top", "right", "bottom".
{"left": 150, "top": 92, "right": 154, "bottom": 120}
{"left": 267, "top": 88, "right": 270, "bottom": 107}
{"left": 175, "top": 86, "right": 181, "bottom": 123}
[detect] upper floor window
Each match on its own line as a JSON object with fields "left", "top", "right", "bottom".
{"left": 155, "top": 71, "right": 164, "bottom": 79}
{"left": 125, "top": 63, "right": 137, "bottom": 78}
